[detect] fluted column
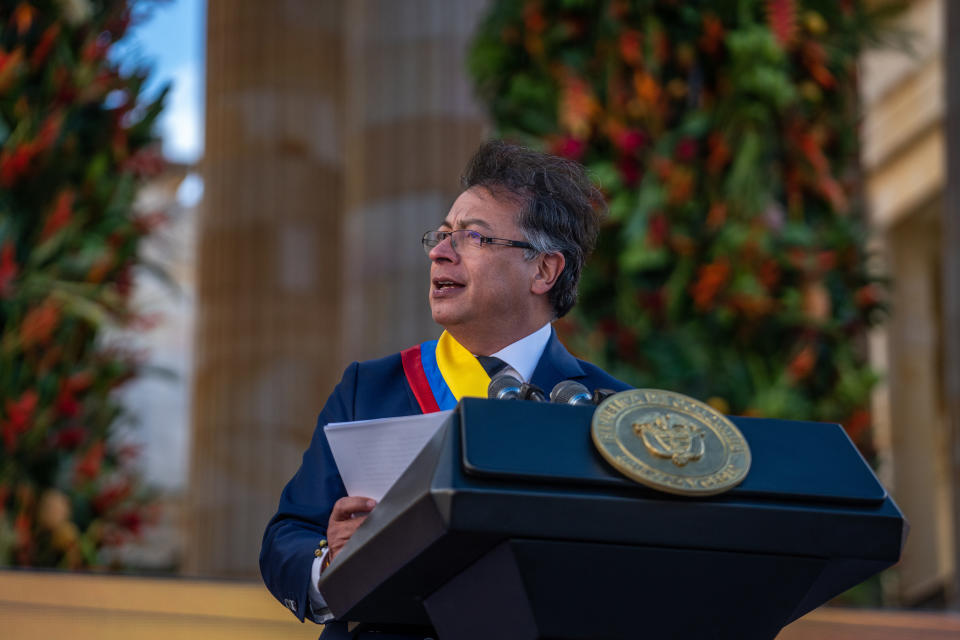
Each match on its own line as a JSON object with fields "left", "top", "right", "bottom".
{"left": 340, "top": 0, "right": 489, "bottom": 362}
{"left": 188, "top": 0, "right": 489, "bottom": 577}
{"left": 187, "top": 0, "right": 346, "bottom": 577}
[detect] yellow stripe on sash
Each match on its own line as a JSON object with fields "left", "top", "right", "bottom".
{"left": 435, "top": 331, "right": 491, "bottom": 400}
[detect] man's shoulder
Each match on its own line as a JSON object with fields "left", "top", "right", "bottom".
{"left": 573, "top": 357, "right": 632, "bottom": 391}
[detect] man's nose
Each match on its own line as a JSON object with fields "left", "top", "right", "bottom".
{"left": 428, "top": 235, "right": 459, "bottom": 262}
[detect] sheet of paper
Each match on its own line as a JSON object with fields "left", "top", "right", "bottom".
{"left": 324, "top": 410, "right": 453, "bottom": 502}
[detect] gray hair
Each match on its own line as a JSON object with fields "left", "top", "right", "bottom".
{"left": 460, "top": 140, "right": 606, "bottom": 318}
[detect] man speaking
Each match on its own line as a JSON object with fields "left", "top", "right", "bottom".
{"left": 260, "top": 140, "right": 630, "bottom": 638}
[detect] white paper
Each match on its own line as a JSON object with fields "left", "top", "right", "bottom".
{"left": 324, "top": 410, "right": 453, "bottom": 501}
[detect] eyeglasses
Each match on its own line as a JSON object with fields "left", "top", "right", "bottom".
{"left": 421, "top": 229, "right": 534, "bottom": 256}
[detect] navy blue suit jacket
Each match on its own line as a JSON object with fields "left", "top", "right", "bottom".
{"left": 259, "top": 329, "right": 629, "bottom": 627}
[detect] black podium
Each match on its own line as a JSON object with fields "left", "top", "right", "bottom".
{"left": 318, "top": 398, "right": 906, "bottom": 640}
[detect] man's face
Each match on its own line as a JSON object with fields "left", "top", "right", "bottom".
{"left": 428, "top": 187, "right": 545, "bottom": 352}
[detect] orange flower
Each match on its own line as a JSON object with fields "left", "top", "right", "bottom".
{"left": 12, "top": 2, "right": 36, "bottom": 35}
{"left": 844, "top": 409, "right": 871, "bottom": 441}
{"left": 76, "top": 441, "right": 105, "bottom": 481}
{"left": 619, "top": 29, "right": 643, "bottom": 66}
{"left": 855, "top": 284, "right": 880, "bottom": 308}
{"left": 690, "top": 260, "right": 730, "bottom": 310}
{"left": 559, "top": 73, "right": 599, "bottom": 138}
{"left": 35, "top": 109, "right": 64, "bottom": 152}
{"left": 633, "top": 70, "right": 661, "bottom": 106}
{"left": 30, "top": 23, "right": 59, "bottom": 67}
{"left": 40, "top": 189, "right": 75, "bottom": 240}
{"left": 20, "top": 298, "right": 61, "bottom": 348}
{"left": 666, "top": 167, "right": 694, "bottom": 205}
{"left": 706, "top": 202, "right": 727, "bottom": 230}
{"left": 706, "top": 132, "right": 731, "bottom": 174}
{"left": 699, "top": 14, "right": 725, "bottom": 55}
{"left": 787, "top": 344, "right": 817, "bottom": 382}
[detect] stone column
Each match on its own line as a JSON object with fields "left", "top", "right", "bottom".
{"left": 188, "top": 0, "right": 489, "bottom": 577}
{"left": 187, "top": 0, "right": 346, "bottom": 577}
{"left": 860, "top": 0, "right": 955, "bottom": 604}
{"left": 944, "top": 0, "right": 960, "bottom": 609}
{"left": 340, "top": 0, "right": 489, "bottom": 362}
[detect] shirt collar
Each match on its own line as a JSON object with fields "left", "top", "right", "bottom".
{"left": 489, "top": 322, "right": 552, "bottom": 382}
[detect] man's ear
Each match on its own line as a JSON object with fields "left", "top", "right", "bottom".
{"left": 531, "top": 252, "right": 565, "bottom": 295}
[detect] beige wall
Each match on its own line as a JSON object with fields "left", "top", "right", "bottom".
{"left": 860, "top": 0, "right": 955, "bottom": 604}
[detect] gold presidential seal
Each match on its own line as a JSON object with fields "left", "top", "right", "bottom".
{"left": 591, "top": 389, "right": 751, "bottom": 496}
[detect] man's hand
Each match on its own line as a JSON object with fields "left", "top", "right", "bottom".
{"left": 326, "top": 496, "right": 376, "bottom": 564}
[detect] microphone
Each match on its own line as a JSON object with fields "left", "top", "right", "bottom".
{"left": 488, "top": 370, "right": 546, "bottom": 402}
{"left": 549, "top": 380, "right": 595, "bottom": 406}
{"left": 488, "top": 370, "right": 524, "bottom": 400}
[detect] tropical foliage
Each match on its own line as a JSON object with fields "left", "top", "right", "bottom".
{"left": 470, "top": 0, "right": 899, "bottom": 452}
{"left": 0, "top": 0, "right": 165, "bottom": 568}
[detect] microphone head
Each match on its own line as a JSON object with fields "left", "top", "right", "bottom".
{"left": 488, "top": 371, "right": 523, "bottom": 400}
{"left": 550, "top": 380, "right": 594, "bottom": 406}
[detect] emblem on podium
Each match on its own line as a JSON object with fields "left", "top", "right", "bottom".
{"left": 591, "top": 389, "right": 751, "bottom": 496}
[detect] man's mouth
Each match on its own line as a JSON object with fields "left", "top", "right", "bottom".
{"left": 432, "top": 278, "right": 465, "bottom": 292}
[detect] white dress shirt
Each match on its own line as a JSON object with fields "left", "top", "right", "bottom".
{"left": 307, "top": 323, "right": 553, "bottom": 621}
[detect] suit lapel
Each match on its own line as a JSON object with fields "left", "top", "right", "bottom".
{"left": 530, "top": 327, "right": 585, "bottom": 392}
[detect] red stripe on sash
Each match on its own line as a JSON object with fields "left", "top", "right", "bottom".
{"left": 401, "top": 345, "right": 441, "bottom": 413}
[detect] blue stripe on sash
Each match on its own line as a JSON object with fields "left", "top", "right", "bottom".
{"left": 419, "top": 340, "right": 458, "bottom": 410}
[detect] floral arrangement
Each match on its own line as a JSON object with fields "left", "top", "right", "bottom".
{"left": 0, "top": 0, "right": 165, "bottom": 568}
{"left": 470, "top": 0, "right": 900, "bottom": 451}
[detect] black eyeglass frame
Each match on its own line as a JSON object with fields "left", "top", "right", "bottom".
{"left": 421, "top": 229, "right": 535, "bottom": 255}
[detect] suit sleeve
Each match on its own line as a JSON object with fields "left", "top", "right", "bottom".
{"left": 259, "top": 361, "right": 358, "bottom": 622}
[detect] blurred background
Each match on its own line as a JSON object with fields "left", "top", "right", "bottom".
{"left": 0, "top": 0, "right": 958, "bottom": 638}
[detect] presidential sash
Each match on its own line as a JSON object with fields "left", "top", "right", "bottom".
{"left": 401, "top": 331, "right": 492, "bottom": 413}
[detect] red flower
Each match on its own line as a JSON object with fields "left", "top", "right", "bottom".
{"left": 93, "top": 482, "right": 132, "bottom": 515}
{"left": 0, "top": 242, "right": 18, "bottom": 297}
{"left": 766, "top": 0, "right": 797, "bottom": 48}
{"left": 706, "top": 132, "right": 731, "bottom": 174}
{"left": 647, "top": 214, "right": 669, "bottom": 246}
{"left": 0, "top": 47, "right": 25, "bottom": 93}
{"left": 706, "top": 202, "right": 727, "bottom": 230}
{"left": 787, "top": 345, "right": 817, "bottom": 382}
{"left": 54, "top": 425, "right": 87, "bottom": 450}
{"left": 855, "top": 284, "right": 880, "bottom": 309}
{"left": 117, "top": 509, "right": 144, "bottom": 536}
{"left": 35, "top": 109, "right": 64, "bottom": 152}
{"left": 844, "top": 409, "right": 871, "bottom": 441}
{"left": 76, "top": 442, "right": 105, "bottom": 481}
{"left": 2, "top": 390, "right": 38, "bottom": 450}
{"left": 40, "top": 190, "right": 75, "bottom": 241}
{"left": 616, "top": 154, "right": 642, "bottom": 187}
{"left": 123, "top": 147, "right": 165, "bottom": 177}
{"left": 674, "top": 137, "right": 698, "bottom": 163}
{"left": 758, "top": 259, "right": 781, "bottom": 290}
{"left": 618, "top": 30, "right": 643, "bottom": 66}
{"left": 0, "top": 142, "right": 37, "bottom": 187}
{"left": 55, "top": 385, "right": 81, "bottom": 418}
{"left": 6, "top": 390, "right": 38, "bottom": 430}
{"left": 612, "top": 128, "right": 647, "bottom": 154}
{"left": 523, "top": 3, "right": 546, "bottom": 34}
{"left": 81, "top": 36, "right": 110, "bottom": 63}
{"left": 699, "top": 14, "right": 725, "bottom": 55}
{"left": 20, "top": 298, "right": 61, "bottom": 348}
{"left": 30, "top": 24, "right": 59, "bottom": 67}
